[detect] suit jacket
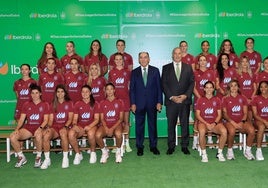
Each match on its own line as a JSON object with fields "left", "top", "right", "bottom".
{"left": 161, "top": 62, "right": 194, "bottom": 105}
{"left": 130, "top": 65, "right": 163, "bottom": 109}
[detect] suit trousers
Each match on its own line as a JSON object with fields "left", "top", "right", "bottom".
{"left": 135, "top": 106, "right": 158, "bottom": 149}
{"left": 166, "top": 103, "right": 190, "bottom": 149}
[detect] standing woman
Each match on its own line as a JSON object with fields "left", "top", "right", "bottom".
{"left": 216, "top": 53, "right": 237, "bottom": 99}
{"left": 195, "top": 81, "right": 227, "bottom": 162}
{"left": 109, "top": 53, "right": 132, "bottom": 152}
{"left": 86, "top": 63, "right": 107, "bottom": 103}
{"left": 256, "top": 57, "right": 268, "bottom": 86}
{"left": 195, "top": 40, "right": 217, "bottom": 70}
{"left": 10, "top": 83, "right": 50, "bottom": 168}
{"left": 37, "top": 42, "right": 61, "bottom": 74}
{"left": 222, "top": 80, "right": 255, "bottom": 160}
{"left": 38, "top": 57, "right": 64, "bottom": 104}
{"left": 240, "top": 37, "right": 262, "bottom": 75}
{"left": 109, "top": 39, "right": 133, "bottom": 71}
{"left": 251, "top": 81, "right": 268, "bottom": 161}
{"left": 40, "top": 84, "right": 73, "bottom": 169}
{"left": 179, "top": 40, "right": 195, "bottom": 71}
{"left": 61, "top": 41, "right": 85, "bottom": 74}
{"left": 69, "top": 85, "right": 100, "bottom": 165}
{"left": 84, "top": 39, "right": 108, "bottom": 76}
{"left": 218, "top": 39, "right": 240, "bottom": 69}
{"left": 236, "top": 56, "right": 256, "bottom": 121}
{"left": 193, "top": 55, "right": 216, "bottom": 149}
{"left": 95, "top": 83, "right": 124, "bottom": 163}
{"left": 13, "top": 64, "right": 36, "bottom": 122}
{"left": 64, "top": 57, "right": 87, "bottom": 103}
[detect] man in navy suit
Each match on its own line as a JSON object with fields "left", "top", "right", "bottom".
{"left": 162, "top": 47, "right": 194, "bottom": 155}
{"left": 130, "top": 52, "right": 163, "bottom": 156}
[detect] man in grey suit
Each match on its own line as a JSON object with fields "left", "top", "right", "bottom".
{"left": 162, "top": 47, "right": 194, "bottom": 155}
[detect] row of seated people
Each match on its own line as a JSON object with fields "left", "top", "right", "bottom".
{"left": 10, "top": 83, "right": 125, "bottom": 169}
{"left": 196, "top": 80, "right": 268, "bottom": 162}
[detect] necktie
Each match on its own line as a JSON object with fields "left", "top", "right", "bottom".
{"left": 143, "top": 67, "right": 147, "bottom": 86}
{"left": 176, "top": 63, "right": 180, "bottom": 81}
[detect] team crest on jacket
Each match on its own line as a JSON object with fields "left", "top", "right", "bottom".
{"left": 114, "top": 103, "right": 119, "bottom": 108}
{"left": 64, "top": 105, "right": 69, "bottom": 110}
{"left": 39, "top": 106, "right": 44, "bottom": 112}
{"left": 213, "top": 101, "right": 217, "bottom": 106}
{"left": 53, "top": 76, "right": 58, "bottom": 80}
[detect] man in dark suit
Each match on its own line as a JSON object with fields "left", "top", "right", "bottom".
{"left": 162, "top": 47, "right": 194, "bottom": 155}
{"left": 130, "top": 52, "right": 163, "bottom": 156}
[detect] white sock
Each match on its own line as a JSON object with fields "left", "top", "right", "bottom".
{"left": 246, "top": 146, "right": 251, "bottom": 152}
{"left": 218, "top": 149, "right": 223, "bottom": 154}
{"left": 207, "top": 136, "right": 213, "bottom": 142}
{"left": 257, "top": 147, "right": 262, "bottom": 152}
{"left": 36, "top": 151, "right": 42, "bottom": 158}
{"left": 18, "top": 151, "right": 24, "bottom": 157}
{"left": 116, "top": 148, "right": 121, "bottom": 153}
{"left": 63, "top": 151, "right": 68, "bottom": 158}
{"left": 125, "top": 139, "right": 129, "bottom": 145}
{"left": 56, "top": 139, "right": 61, "bottom": 146}
{"left": 193, "top": 135, "right": 198, "bottom": 143}
{"left": 201, "top": 149, "right": 207, "bottom": 155}
{"left": 228, "top": 148, "right": 233, "bottom": 152}
{"left": 44, "top": 152, "right": 50, "bottom": 159}
{"left": 101, "top": 147, "right": 107, "bottom": 153}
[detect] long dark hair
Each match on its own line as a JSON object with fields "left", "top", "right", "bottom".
{"left": 87, "top": 39, "right": 104, "bottom": 62}
{"left": 52, "top": 84, "right": 71, "bottom": 112}
{"left": 216, "top": 53, "right": 230, "bottom": 82}
{"left": 257, "top": 81, "right": 268, "bottom": 95}
{"left": 37, "top": 42, "right": 58, "bottom": 67}
{"left": 82, "top": 85, "right": 95, "bottom": 108}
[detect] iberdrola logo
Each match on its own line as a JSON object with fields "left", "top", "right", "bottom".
{"left": 0, "top": 62, "right": 8, "bottom": 75}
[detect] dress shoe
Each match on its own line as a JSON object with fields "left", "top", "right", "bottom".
{"left": 150, "top": 147, "right": 160, "bottom": 155}
{"left": 137, "top": 148, "right": 144, "bottom": 156}
{"left": 166, "top": 148, "right": 175, "bottom": 155}
{"left": 181, "top": 147, "right": 190, "bottom": 155}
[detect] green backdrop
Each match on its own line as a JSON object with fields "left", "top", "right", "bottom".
{"left": 1, "top": 0, "right": 268, "bottom": 137}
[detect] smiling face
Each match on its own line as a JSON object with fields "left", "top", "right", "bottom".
{"left": 139, "top": 52, "right": 150, "bottom": 67}
{"left": 172, "top": 48, "right": 182, "bottom": 63}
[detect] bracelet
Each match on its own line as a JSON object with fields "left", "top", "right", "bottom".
{"left": 39, "top": 126, "right": 43, "bottom": 129}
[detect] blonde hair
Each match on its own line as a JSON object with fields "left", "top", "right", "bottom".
{"left": 87, "top": 63, "right": 101, "bottom": 86}
{"left": 237, "top": 56, "right": 253, "bottom": 77}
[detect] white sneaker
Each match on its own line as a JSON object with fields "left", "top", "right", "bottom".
{"left": 100, "top": 149, "right": 109, "bottom": 164}
{"left": 217, "top": 153, "right": 226, "bottom": 162}
{"left": 89, "top": 152, "right": 97, "bottom": 164}
{"left": 15, "top": 155, "right": 27, "bottom": 168}
{"left": 34, "top": 157, "right": 42, "bottom": 168}
{"left": 201, "top": 154, "right": 208, "bottom": 163}
{"left": 125, "top": 144, "right": 132, "bottom": 152}
{"left": 226, "top": 149, "right": 235, "bottom": 160}
{"left": 244, "top": 150, "right": 255, "bottom": 160}
{"left": 62, "top": 157, "right": 69, "bottom": 168}
{"left": 115, "top": 150, "right": 122, "bottom": 163}
{"left": 40, "top": 158, "right": 51, "bottom": 169}
{"left": 256, "top": 149, "right": 264, "bottom": 161}
{"left": 73, "top": 153, "right": 83, "bottom": 165}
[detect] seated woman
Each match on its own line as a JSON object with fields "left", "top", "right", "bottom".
{"left": 95, "top": 83, "right": 124, "bottom": 163}
{"left": 40, "top": 84, "right": 74, "bottom": 169}
{"left": 222, "top": 79, "right": 255, "bottom": 160}
{"left": 10, "top": 83, "right": 49, "bottom": 168}
{"left": 251, "top": 80, "right": 268, "bottom": 161}
{"left": 195, "top": 81, "right": 227, "bottom": 162}
{"left": 68, "top": 85, "right": 100, "bottom": 165}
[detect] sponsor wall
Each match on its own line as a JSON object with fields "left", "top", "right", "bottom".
{"left": 0, "top": 0, "right": 268, "bottom": 136}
